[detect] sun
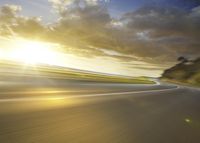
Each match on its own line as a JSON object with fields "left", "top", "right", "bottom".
{"left": 8, "top": 38, "right": 61, "bottom": 65}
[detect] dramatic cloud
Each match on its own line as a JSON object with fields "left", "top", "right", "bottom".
{"left": 121, "top": 6, "right": 200, "bottom": 60}
{"left": 0, "top": 4, "right": 45, "bottom": 37}
{"left": 0, "top": 2, "right": 200, "bottom": 70}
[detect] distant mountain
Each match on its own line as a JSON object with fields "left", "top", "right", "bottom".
{"left": 162, "top": 57, "right": 200, "bottom": 86}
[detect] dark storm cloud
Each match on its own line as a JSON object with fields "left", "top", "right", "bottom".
{"left": 0, "top": 1, "right": 200, "bottom": 66}
{"left": 120, "top": 5, "right": 200, "bottom": 61}
{"left": 123, "top": 6, "right": 200, "bottom": 39}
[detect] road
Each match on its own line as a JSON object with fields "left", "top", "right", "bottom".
{"left": 0, "top": 77, "right": 200, "bottom": 143}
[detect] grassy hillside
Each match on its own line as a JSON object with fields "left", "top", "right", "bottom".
{"left": 0, "top": 60, "right": 154, "bottom": 84}
{"left": 162, "top": 57, "right": 200, "bottom": 86}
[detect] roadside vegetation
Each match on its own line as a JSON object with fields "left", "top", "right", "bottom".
{"left": 0, "top": 60, "right": 154, "bottom": 84}
{"left": 162, "top": 57, "right": 200, "bottom": 87}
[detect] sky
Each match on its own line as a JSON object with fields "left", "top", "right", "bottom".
{"left": 0, "top": 0, "right": 200, "bottom": 77}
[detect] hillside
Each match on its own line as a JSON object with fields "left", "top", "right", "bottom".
{"left": 162, "top": 57, "right": 200, "bottom": 86}
{"left": 0, "top": 60, "right": 154, "bottom": 84}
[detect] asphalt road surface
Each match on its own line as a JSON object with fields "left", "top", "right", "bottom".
{"left": 0, "top": 77, "right": 200, "bottom": 143}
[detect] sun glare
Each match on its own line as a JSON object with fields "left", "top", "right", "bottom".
{"left": 8, "top": 38, "right": 61, "bottom": 65}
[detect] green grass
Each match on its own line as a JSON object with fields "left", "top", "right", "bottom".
{"left": 0, "top": 60, "right": 155, "bottom": 84}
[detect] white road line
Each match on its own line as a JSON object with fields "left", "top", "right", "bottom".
{"left": 0, "top": 86, "right": 180, "bottom": 103}
{"left": 73, "top": 86, "right": 179, "bottom": 98}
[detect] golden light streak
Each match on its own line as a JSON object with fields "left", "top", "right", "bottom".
{"left": 0, "top": 37, "right": 162, "bottom": 77}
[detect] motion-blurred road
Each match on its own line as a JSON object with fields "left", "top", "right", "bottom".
{"left": 0, "top": 77, "right": 200, "bottom": 143}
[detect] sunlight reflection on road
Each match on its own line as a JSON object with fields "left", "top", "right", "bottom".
{"left": 0, "top": 96, "right": 83, "bottom": 114}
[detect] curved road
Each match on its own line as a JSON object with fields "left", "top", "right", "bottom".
{"left": 0, "top": 78, "right": 200, "bottom": 143}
